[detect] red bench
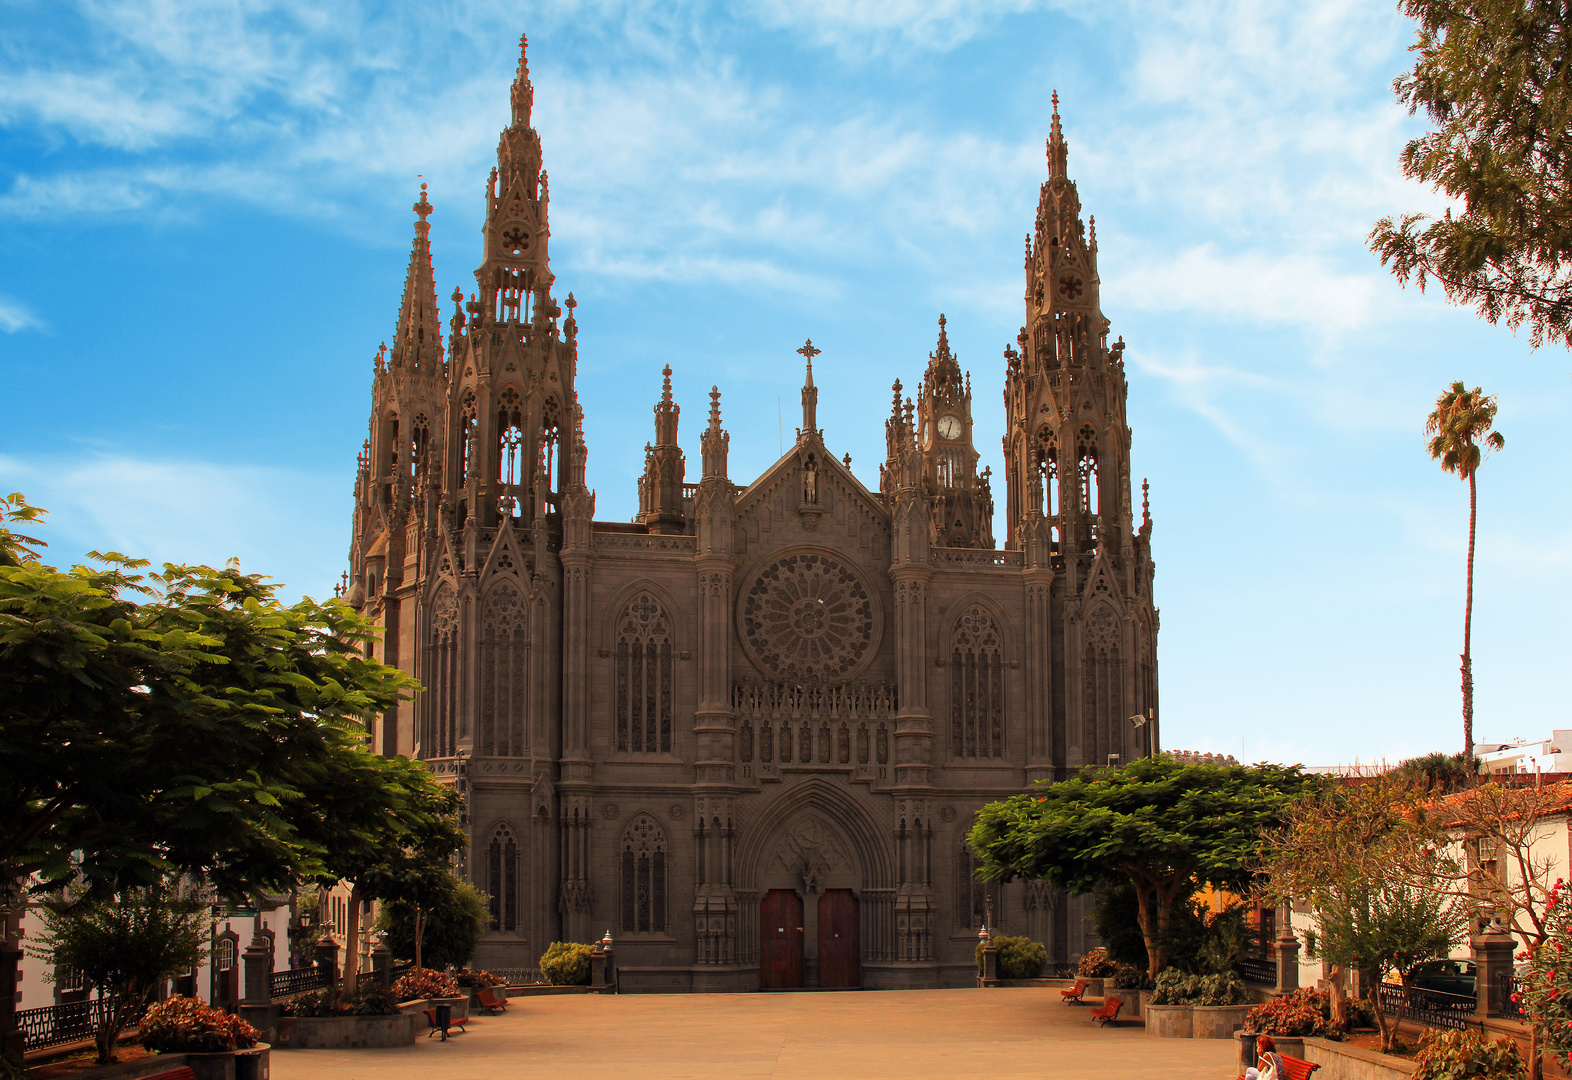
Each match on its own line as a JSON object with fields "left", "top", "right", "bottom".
{"left": 144, "top": 1069, "right": 197, "bottom": 1080}
{"left": 1090, "top": 997, "right": 1124, "bottom": 1026}
{"left": 424, "top": 1006, "right": 467, "bottom": 1038}
{"left": 1060, "top": 979, "right": 1090, "bottom": 1003}
{"left": 475, "top": 987, "right": 508, "bottom": 1014}
{"left": 1278, "top": 1054, "right": 1321, "bottom": 1080}
{"left": 1242, "top": 1052, "right": 1321, "bottom": 1080}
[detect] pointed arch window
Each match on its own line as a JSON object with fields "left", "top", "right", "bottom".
{"left": 487, "top": 823, "right": 519, "bottom": 932}
{"left": 951, "top": 605, "right": 1005, "bottom": 758}
{"left": 424, "top": 584, "right": 460, "bottom": 758}
{"left": 540, "top": 397, "right": 561, "bottom": 510}
{"left": 1076, "top": 424, "right": 1099, "bottom": 516}
{"left": 1083, "top": 607, "right": 1123, "bottom": 768}
{"left": 497, "top": 388, "right": 524, "bottom": 518}
{"left": 409, "top": 413, "right": 430, "bottom": 502}
{"left": 460, "top": 389, "right": 480, "bottom": 482}
{"left": 620, "top": 815, "right": 668, "bottom": 934}
{"left": 957, "top": 842, "right": 1000, "bottom": 930}
{"left": 481, "top": 583, "right": 528, "bottom": 757}
{"left": 614, "top": 594, "right": 675, "bottom": 754}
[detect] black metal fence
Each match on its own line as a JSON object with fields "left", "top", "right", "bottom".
{"left": 269, "top": 966, "right": 330, "bottom": 1000}
{"left": 489, "top": 967, "right": 543, "bottom": 986}
{"left": 1499, "top": 974, "right": 1525, "bottom": 1021}
{"left": 17, "top": 997, "right": 145, "bottom": 1052}
{"left": 1377, "top": 983, "right": 1476, "bottom": 1031}
{"left": 1234, "top": 957, "right": 1277, "bottom": 986}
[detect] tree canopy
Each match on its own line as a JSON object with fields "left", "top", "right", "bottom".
{"left": 1370, "top": 0, "right": 1572, "bottom": 348}
{"left": 0, "top": 492, "right": 423, "bottom": 898}
{"left": 1257, "top": 774, "right": 1464, "bottom": 1051}
{"left": 967, "top": 755, "right": 1314, "bottom": 975}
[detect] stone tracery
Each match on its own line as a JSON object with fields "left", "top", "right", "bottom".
{"left": 740, "top": 552, "right": 876, "bottom": 682}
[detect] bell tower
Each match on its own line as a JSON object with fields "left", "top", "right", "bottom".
{"left": 1003, "top": 94, "right": 1134, "bottom": 561}
{"left": 915, "top": 315, "right": 994, "bottom": 549}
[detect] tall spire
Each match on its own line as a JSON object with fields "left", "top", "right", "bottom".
{"left": 390, "top": 182, "right": 442, "bottom": 372}
{"left": 925, "top": 313, "right": 962, "bottom": 394}
{"left": 701, "top": 385, "right": 729, "bottom": 480}
{"left": 511, "top": 34, "right": 534, "bottom": 128}
{"left": 797, "top": 339, "right": 821, "bottom": 439}
{"left": 1047, "top": 90, "right": 1068, "bottom": 183}
{"left": 654, "top": 364, "right": 679, "bottom": 445}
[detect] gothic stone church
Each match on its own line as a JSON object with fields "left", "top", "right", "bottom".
{"left": 342, "top": 37, "right": 1160, "bottom": 991}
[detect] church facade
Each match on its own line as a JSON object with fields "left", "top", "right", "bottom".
{"left": 342, "top": 37, "right": 1160, "bottom": 991}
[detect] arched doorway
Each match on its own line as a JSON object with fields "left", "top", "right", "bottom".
{"left": 817, "top": 889, "right": 859, "bottom": 988}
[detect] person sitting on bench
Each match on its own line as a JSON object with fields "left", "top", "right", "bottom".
{"left": 1245, "top": 1034, "right": 1282, "bottom": 1080}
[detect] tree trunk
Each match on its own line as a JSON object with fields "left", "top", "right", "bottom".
{"left": 414, "top": 907, "right": 425, "bottom": 972}
{"left": 1366, "top": 966, "right": 1396, "bottom": 1052}
{"left": 1463, "top": 469, "right": 1477, "bottom": 773}
{"left": 340, "top": 885, "right": 364, "bottom": 1003}
{"left": 1132, "top": 879, "right": 1164, "bottom": 977}
{"left": 1327, "top": 965, "right": 1348, "bottom": 1028}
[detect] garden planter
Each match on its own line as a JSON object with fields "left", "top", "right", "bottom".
{"left": 1192, "top": 1005, "right": 1254, "bottom": 1039}
{"left": 1145, "top": 1005, "right": 1194, "bottom": 1038}
{"left": 181, "top": 1043, "right": 271, "bottom": 1080}
{"left": 273, "top": 1013, "right": 415, "bottom": 1049}
{"left": 1107, "top": 989, "right": 1141, "bottom": 1019}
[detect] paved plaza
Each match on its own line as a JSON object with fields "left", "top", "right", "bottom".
{"left": 269, "top": 989, "right": 1236, "bottom": 1080}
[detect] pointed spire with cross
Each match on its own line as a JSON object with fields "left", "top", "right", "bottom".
{"left": 798, "top": 338, "right": 821, "bottom": 439}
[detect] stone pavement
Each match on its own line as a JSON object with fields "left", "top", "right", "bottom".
{"left": 269, "top": 989, "right": 1236, "bottom": 1080}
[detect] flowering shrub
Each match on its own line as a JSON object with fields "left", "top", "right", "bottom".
{"left": 540, "top": 942, "right": 594, "bottom": 986}
{"left": 279, "top": 984, "right": 402, "bottom": 1017}
{"left": 138, "top": 996, "right": 259, "bottom": 1053}
{"left": 456, "top": 968, "right": 505, "bottom": 988}
{"left": 392, "top": 967, "right": 461, "bottom": 1001}
{"left": 1247, "top": 987, "right": 1341, "bottom": 1038}
{"left": 1519, "top": 876, "right": 1572, "bottom": 1067}
{"left": 1411, "top": 1029, "right": 1524, "bottom": 1080}
{"left": 1077, "top": 948, "right": 1118, "bottom": 978}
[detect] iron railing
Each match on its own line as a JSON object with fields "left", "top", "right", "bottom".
{"left": 1499, "top": 974, "right": 1525, "bottom": 1020}
{"left": 17, "top": 997, "right": 145, "bottom": 1052}
{"left": 489, "top": 967, "right": 543, "bottom": 986}
{"left": 1234, "top": 957, "right": 1277, "bottom": 986}
{"left": 1377, "top": 983, "right": 1476, "bottom": 1031}
{"left": 270, "top": 966, "right": 330, "bottom": 999}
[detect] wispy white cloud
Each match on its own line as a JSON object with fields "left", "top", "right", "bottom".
{"left": 0, "top": 452, "right": 345, "bottom": 600}
{"left": 1106, "top": 243, "right": 1392, "bottom": 331}
{"left": 0, "top": 297, "right": 43, "bottom": 333}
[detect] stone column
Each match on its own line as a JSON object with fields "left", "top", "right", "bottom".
{"left": 315, "top": 933, "right": 339, "bottom": 990}
{"left": 239, "top": 932, "right": 277, "bottom": 1040}
{"left": 371, "top": 939, "right": 392, "bottom": 986}
{"left": 1275, "top": 907, "right": 1300, "bottom": 995}
{"left": 980, "top": 926, "right": 998, "bottom": 985}
{"left": 1472, "top": 921, "right": 1516, "bottom": 1019}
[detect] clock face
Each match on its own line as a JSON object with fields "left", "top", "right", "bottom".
{"left": 937, "top": 414, "right": 962, "bottom": 440}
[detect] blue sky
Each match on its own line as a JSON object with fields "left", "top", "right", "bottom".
{"left": 2, "top": 0, "right": 1567, "bottom": 767}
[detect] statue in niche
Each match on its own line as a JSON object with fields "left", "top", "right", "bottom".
{"left": 803, "top": 453, "right": 818, "bottom": 504}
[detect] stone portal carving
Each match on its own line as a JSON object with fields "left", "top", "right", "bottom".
{"left": 769, "top": 815, "right": 853, "bottom": 894}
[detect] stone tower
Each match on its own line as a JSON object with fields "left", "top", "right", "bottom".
{"left": 344, "top": 39, "right": 1158, "bottom": 984}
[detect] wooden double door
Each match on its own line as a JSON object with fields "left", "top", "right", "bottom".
{"left": 760, "top": 888, "right": 860, "bottom": 990}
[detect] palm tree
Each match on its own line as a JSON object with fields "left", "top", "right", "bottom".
{"left": 1424, "top": 382, "right": 1504, "bottom": 775}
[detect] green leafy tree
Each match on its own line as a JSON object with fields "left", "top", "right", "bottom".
{"left": 27, "top": 881, "right": 206, "bottom": 1064}
{"left": 1259, "top": 774, "right": 1465, "bottom": 1051}
{"left": 1370, "top": 1, "right": 1572, "bottom": 348}
{"left": 376, "top": 879, "right": 488, "bottom": 972}
{"left": 968, "top": 756, "right": 1313, "bottom": 976}
{"left": 288, "top": 750, "right": 465, "bottom": 999}
{"left": 1425, "top": 383, "right": 1504, "bottom": 772}
{"left": 0, "top": 494, "right": 421, "bottom": 1049}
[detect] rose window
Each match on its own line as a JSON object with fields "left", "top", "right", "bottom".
{"left": 741, "top": 553, "right": 876, "bottom": 681}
